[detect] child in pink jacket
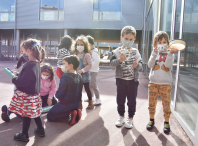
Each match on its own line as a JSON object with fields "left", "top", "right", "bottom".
{"left": 40, "top": 63, "right": 57, "bottom": 107}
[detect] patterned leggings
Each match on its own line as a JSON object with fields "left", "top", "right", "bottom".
{"left": 148, "top": 83, "right": 172, "bottom": 122}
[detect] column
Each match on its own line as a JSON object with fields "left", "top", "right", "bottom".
{"left": 0, "top": 34, "right": 2, "bottom": 59}
{"left": 64, "top": 29, "right": 68, "bottom": 36}
{"left": 16, "top": 29, "right": 20, "bottom": 59}
{"left": 46, "top": 33, "right": 49, "bottom": 60}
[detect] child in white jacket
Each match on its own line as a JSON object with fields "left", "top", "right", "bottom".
{"left": 86, "top": 35, "right": 101, "bottom": 105}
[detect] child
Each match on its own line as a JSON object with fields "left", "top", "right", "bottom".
{"left": 1, "top": 38, "right": 45, "bottom": 142}
{"left": 73, "top": 35, "right": 93, "bottom": 109}
{"left": 15, "top": 55, "right": 27, "bottom": 69}
{"left": 146, "top": 31, "right": 179, "bottom": 133}
{"left": 40, "top": 63, "right": 58, "bottom": 107}
{"left": 86, "top": 35, "right": 101, "bottom": 105}
{"left": 110, "top": 26, "right": 142, "bottom": 129}
{"left": 56, "top": 35, "right": 73, "bottom": 79}
{"left": 47, "top": 55, "right": 83, "bottom": 125}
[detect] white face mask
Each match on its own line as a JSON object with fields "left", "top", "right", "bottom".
{"left": 77, "top": 46, "right": 84, "bottom": 53}
{"left": 157, "top": 44, "right": 168, "bottom": 52}
{"left": 122, "top": 40, "right": 134, "bottom": 48}
{"left": 41, "top": 75, "right": 49, "bottom": 80}
{"left": 61, "top": 65, "right": 67, "bottom": 73}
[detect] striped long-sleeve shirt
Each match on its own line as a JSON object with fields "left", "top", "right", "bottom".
{"left": 77, "top": 52, "right": 92, "bottom": 72}
{"left": 57, "top": 48, "right": 70, "bottom": 67}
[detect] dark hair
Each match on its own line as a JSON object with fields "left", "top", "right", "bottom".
{"left": 153, "top": 31, "right": 169, "bottom": 48}
{"left": 21, "top": 38, "right": 45, "bottom": 63}
{"left": 86, "top": 35, "right": 94, "bottom": 45}
{"left": 73, "top": 35, "right": 90, "bottom": 54}
{"left": 58, "top": 35, "right": 73, "bottom": 50}
{"left": 16, "top": 55, "right": 27, "bottom": 69}
{"left": 40, "top": 63, "right": 54, "bottom": 81}
{"left": 63, "top": 55, "right": 80, "bottom": 70}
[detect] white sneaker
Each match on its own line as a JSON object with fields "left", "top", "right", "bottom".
{"left": 115, "top": 116, "right": 125, "bottom": 127}
{"left": 94, "top": 99, "right": 101, "bottom": 105}
{"left": 125, "top": 118, "right": 133, "bottom": 129}
{"left": 84, "top": 97, "right": 95, "bottom": 102}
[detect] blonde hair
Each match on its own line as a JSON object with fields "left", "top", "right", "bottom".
{"left": 73, "top": 35, "right": 90, "bottom": 54}
{"left": 153, "top": 31, "right": 169, "bottom": 48}
{"left": 121, "top": 26, "right": 136, "bottom": 37}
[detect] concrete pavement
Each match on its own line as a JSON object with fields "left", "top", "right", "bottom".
{"left": 0, "top": 61, "right": 194, "bottom": 146}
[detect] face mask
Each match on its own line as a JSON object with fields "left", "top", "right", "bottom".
{"left": 157, "top": 44, "right": 168, "bottom": 52}
{"left": 61, "top": 65, "right": 67, "bottom": 73}
{"left": 41, "top": 75, "right": 49, "bottom": 80}
{"left": 122, "top": 40, "right": 134, "bottom": 48}
{"left": 77, "top": 46, "right": 84, "bottom": 53}
{"left": 23, "top": 54, "right": 29, "bottom": 61}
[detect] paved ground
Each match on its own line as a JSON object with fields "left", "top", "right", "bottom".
{"left": 0, "top": 61, "right": 194, "bottom": 146}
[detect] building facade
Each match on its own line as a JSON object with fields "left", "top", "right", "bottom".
{"left": 141, "top": 0, "right": 198, "bottom": 145}
{"left": 0, "top": 0, "right": 144, "bottom": 60}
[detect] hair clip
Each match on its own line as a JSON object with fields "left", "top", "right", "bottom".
{"left": 52, "top": 67, "right": 53, "bottom": 70}
{"left": 32, "top": 43, "right": 40, "bottom": 49}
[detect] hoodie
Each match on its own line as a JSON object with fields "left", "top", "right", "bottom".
{"left": 90, "top": 48, "right": 100, "bottom": 72}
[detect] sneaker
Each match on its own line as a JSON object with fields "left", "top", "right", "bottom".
{"left": 14, "top": 132, "right": 29, "bottom": 142}
{"left": 94, "top": 99, "right": 101, "bottom": 106}
{"left": 34, "top": 128, "right": 45, "bottom": 137}
{"left": 115, "top": 116, "right": 125, "bottom": 127}
{"left": 146, "top": 120, "right": 155, "bottom": 130}
{"left": 1, "top": 105, "right": 10, "bottom": 122}
{"left": 68, "top": 110, "right": 77, "bottom": 125}
{"left": 75, "top": 109, "right": 82, "bottom": 122}
{"left": 125, "top": 118, "right": 133, "bottom": 129}
{"left": 163, "top": 122, "right": 170, "bottom": 134}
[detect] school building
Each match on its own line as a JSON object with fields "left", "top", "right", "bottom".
{"left": 0, "top": 0, "right": 143, "bottom": 60}
{"left": 141, "top": 0, "right": 198, "bottom": 145}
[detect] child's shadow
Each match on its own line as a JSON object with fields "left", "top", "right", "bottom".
{"left": 121, "top": 126, "right": 150, "bottom": 146}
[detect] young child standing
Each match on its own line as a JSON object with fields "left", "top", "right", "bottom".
{"left": 56, "top": 35, "right": 73, "bottom": 79}
{"left": 47, "top": 55, "right": 83, "bottom": 125}
{"left": 40, "top": 63, "right": 57, "bottom": 107}
{"left": 146, "top": 31, "right": 179, "bottom": 133}
{"left": 1, "top": 39, "right": 45, "bottom": 142}
{"left": 73, "top": 35, "right": 93, "bottom": 109}
{"left": 110, "top": 26, "right": 142, "bottom": 129}
{"left": 86, "top": 35, "right": 101, "bottom": 105}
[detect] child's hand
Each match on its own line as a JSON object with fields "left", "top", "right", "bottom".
{"left": 119, "top": 53, "right": 126, "bottom": 63}
{"left": 132, "top": 58, "right": 138, "bottom": 68}
{"left": 154, "top": 47, "right": 158, "bottom": 54}
{"left": 47, "top": 98, "right": 52, "bottom": 106}
{"left": 77, "top": 70, "right": 83, "bottom": 74}
{"left": 12, "top": 71, "right": 17, "bottom": 76}
{"left": 169, "top": 47, "right": 179, "bottom": 54}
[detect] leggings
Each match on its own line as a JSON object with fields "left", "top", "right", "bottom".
{"left": 22, "top": 116, "right": 43, "bottom": 135}
{"left": 83, "top": 83, "right": 92, "bottom": 100}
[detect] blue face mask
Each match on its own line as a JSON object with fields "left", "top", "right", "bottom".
{"left": 23, "top": 54, "right": 29, "bottom": 61}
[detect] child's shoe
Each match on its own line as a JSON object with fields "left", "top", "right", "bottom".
{"left": 163, "top": 122, "right": 170, "bottom": 134}
{"left": 34, "top": 128, "right": 45, "bottom": 137}
{"left": 75, "top": 109, "right": 81, "bottom": 122}
{"left": 87, "top": 100, "right": 94, "bottom": 109}
{"left": 125, "top": 117, "right": 133, "bottom": 129}
{"left": 68, "top": 110, "right": 77, "bottom": 125}
{"left": 84, "top": 97, "right": 95, "bottom": 102}
{"left": 79, "top": 101, "right": 83, "bottom": 109}
{"left": 146, "top": 120, "right": 155, "bottom": 130}
{"left": 1, "top": 105, "right": 10, "bottom": 122}
{"left": 94, "top": 99, "right": 101, "bottom": 106}
{"left": 115, "top": 116, "right": 124, "bottom": 127}
{"left": 14, "top": 132, "right": 29, "bottom": 142}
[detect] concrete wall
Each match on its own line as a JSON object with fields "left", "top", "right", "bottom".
{"left": 0, "top": 0, "right": 144, "bottom": 30}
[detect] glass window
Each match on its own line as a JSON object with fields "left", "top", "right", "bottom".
{"left": 175, "top": 0, "right": 198, "bottom": 135}
{"left": 93, "top": 0, "right": 121, "bottom": 20}
{"left": 40, "top": 0, "right": 64, "bottom": 21}
{"left": 0, "top": 0, "right": 15, "bottom": 21}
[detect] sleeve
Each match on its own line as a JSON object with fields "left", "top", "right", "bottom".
{"left": 91, "top": 51, "right": 100, "bottom": 69}
{"left": 135, "top": 50, "right": 143, "bottom": 71}
{"left": 164, "top": 53, "right": 174, "bottom": 68}
{"left": 55, "top": 75, "right": 69, "bottom": 100}
{"left": 48, "top": 79, "right": 56, "bottom": 98}
{"left": 148, "top": 50, "right": 158, "bottom": 68}
{"left": 82, "top": 53, "right": 92, "bottom": 73}
{"left": 110, "top": 53, "right": 120, "bottom": 66}
{"left": 12, "top": 67, "right": 33, "bottom": 88}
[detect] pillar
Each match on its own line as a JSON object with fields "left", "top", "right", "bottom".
{"left": 64, "top": 29, "right": 68, "bottom": 36}
{"left": 16, "top": 29, "right": 20, "bottom": 59}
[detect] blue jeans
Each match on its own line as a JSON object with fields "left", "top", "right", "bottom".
{"left": 116, "top": 78, "right": 139, "bottom": 118}
{"left": 47, "top": 102, "right": 79, "bottom": 122}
